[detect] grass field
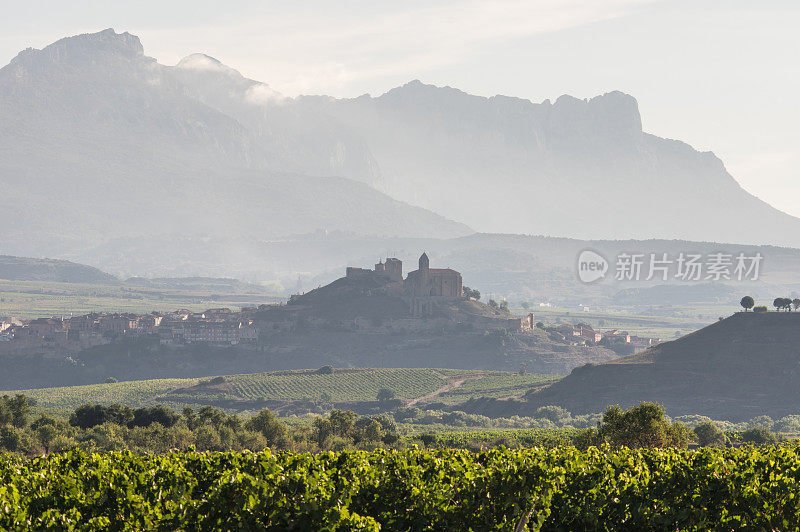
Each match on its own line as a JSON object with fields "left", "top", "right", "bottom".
{"left": 11, "top": 368, "right": 560, "bottom": 413}
{"left": 0, "top": 279, "right": 280, "bottom": 318}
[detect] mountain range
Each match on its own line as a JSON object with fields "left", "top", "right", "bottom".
{"left": 3, "top": 28, "right": 800, "bottom": 276}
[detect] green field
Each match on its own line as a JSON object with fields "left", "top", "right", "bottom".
{"left": 12, "top": 368, "right": 559, "bottom": 412}
{"left": 0, "top": 279, "right": 279, "bottom": 318}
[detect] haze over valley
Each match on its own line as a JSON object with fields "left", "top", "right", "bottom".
{"left": 6, "top": 11, "right": 800, "bottom": 526}
{"left": 4, "top": 29, "right": 800, "bottom": 282}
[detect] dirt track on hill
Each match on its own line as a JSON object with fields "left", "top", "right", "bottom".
{"left": 407, "top": 372, "right": 485, "bottom": 406}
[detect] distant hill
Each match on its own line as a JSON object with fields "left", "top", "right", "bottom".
{"left": 124, "top": 276, "right": 268, "bottom": 294}
{"left": 0, "top": 255, "right": 117, "bottom": 284}
{"left": 523, "top": 312, "right": 800, "bottom": 420}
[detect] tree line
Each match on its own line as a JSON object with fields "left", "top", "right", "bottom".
{"left": 740, "top": 295, "right": 800, "bottom": 312}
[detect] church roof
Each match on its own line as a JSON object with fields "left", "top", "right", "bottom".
{"left": 407, "top": 268, "right": 460, "bottom": 275}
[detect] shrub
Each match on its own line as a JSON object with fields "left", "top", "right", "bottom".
{"left": 244, "top": 409, "right": 287, "bottom": 447}
{"left": 746, "top": 415, "right": 774, "bottom": 431}
{"left": 694, "top": 422, "right": 727, "bottom": 447}
{"left": 595, "top": 402, "right": 690, "bottom": 449}
{"left": 419, "top": 433, "right": 437, "bottom": 446}
{"left": 376, "top": 388, "right": 396, "bottom": 402}
{"left": 393, "top": 407, "right": 420, "bottom": 422}
{"left": 773, "top": 415, "right": 800, "bottom": 433}
{"left": 535, "top": 405, "right": 570, "bottom": 424}
{"left": 130, "top": 405, "right": 180, "bottom": 428}
{"left": 194, "top": 425, "right": 223, "bottom": 451}
{"left": 70, "top": 404, "right": 134, "bottom": 429}
{"left": 740, "top": 427, "right": 780, "bottom": 445}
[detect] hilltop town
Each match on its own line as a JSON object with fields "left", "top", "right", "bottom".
{"left": 0, "top": 254, "right": 631, "bottom": 389}
{"left": 0, "top": 254, "right": 529, "bottom": 356}
{"left": 1, "top": 254, "right": 661, "bottom": 360}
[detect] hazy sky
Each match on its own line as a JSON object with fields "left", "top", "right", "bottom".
{"left": 2, "top": 0, "right": 798, "bottom": 216}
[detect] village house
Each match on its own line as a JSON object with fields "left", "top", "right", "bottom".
{"left": 27, "top": 317, "right": 67, "bottom": 337}
{"left": 630, "top": 335, "right": 661, "bottom": 349}
{"left": 0, "top": 316, "right": 22, "bottom": 333}
{"left": 98, "top": 313, "right": 138, "bottom": 334}
{"left": 602, "top": 329, "right": 631, "bottom": 344}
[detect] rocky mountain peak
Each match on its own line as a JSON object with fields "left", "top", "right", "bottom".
{"left": 5, "top": 28, "right": 146, "bottom": 77}
{"left": 551, "top": 91, "right": 642, "bottom": 137}
{"left": 46, "top": 28, "right": 143, "bottom": 58}
{"left": 176, "top": 53, "right": 238, "bottom": 75}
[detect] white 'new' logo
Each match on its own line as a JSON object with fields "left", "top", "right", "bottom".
{"left": 577, "top": 250, "right": 608, "bottom": 283}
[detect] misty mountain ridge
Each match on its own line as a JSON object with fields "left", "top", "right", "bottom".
{"left": 0, "top": 29, "right": 469, "bottom": 258}
{"left": 2, "top": 28, "right": 800, "bottom": 270}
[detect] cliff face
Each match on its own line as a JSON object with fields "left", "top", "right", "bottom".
{"left": 524, "top": 312, "right": 800, "bottom": 420}
{"left": 5, "top": 29, "right": 800, "bottom": 273}
{"left": 309, "top": 82, "right": 800, "bottom": 245}
{"left": 0, "top": 30, "right": 471, "bottom": 259}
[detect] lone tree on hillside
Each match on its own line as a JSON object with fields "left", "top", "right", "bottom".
{"left": 376, "top": 388, "right": 396, "bottom": 403}
{"left": 740, "top": 296, "right": 754, "bottom": 312}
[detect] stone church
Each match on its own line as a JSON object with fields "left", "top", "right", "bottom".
{"left": 346, "top": 252, "right": 463, "bottom": 316}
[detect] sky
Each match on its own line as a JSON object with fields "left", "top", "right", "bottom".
{"left": 1, "top": 0, "right": 798, "bottom": 216}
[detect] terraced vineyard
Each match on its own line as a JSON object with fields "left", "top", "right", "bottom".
{"left": 9, "top": 368, "right": 563, "bottom": 412}
{"left": 226, "top": 368, "right": 449, "bottom": 402}
{"left": 13, "top": 378, "right": 203, "bottom": 411}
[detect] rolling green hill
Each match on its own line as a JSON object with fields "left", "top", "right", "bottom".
{"left": 0, "top": 255, "right": 117, "bottom": 284}
{"left": 13, "top": 368, "right": 559, "bottom": 413}
{"left": 522, "top": 312, "right": 800, "bottom": 421}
